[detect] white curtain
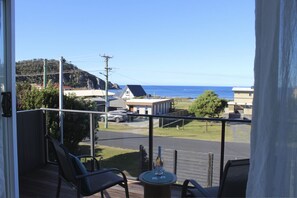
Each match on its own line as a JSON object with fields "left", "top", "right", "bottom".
{"left": 0, "top": 0, "right": 5, "bottom": 196}
{"left": 247, "top": 0, "right": 297, "bottom": 197}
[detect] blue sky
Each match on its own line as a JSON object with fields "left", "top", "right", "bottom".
{"left": 15, "top": 0, "right": 255, "bottom": 86}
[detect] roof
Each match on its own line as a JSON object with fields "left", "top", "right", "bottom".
{"left": 85, "top": 97, "right": 106, "bottom": 102}
{"left": 64, "top": 89, "right": 115, "bottom": 97}
{"left": 121, "top": 85, "right": 147, "bottom": 97}
{"left": 109, "top": 98, "right": 126, "bottom": 108}
{"left": 232, "top": 87, "right": 254, "bottom": 92}
{"left": 126, "top": 98, "right": 173, "bottom": 106}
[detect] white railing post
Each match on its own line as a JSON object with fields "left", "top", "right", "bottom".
{"left": 90, "top": 113, "right": 95, "bottom": 158}
{"left": 59, "top": 57, "right": 64, "bottom": 143}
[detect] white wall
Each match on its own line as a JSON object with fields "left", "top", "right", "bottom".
{"left": 127, "top": 99, "right": 172, "bottom": 115}
{"left": 121, "top": 88, "right": 134, "bottom": 99}
{"left": 131, "top": 106, "right": 151, "bottom": 114}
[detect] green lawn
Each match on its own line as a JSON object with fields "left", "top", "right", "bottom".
{"left": 98, "top": 122, "right": 146, "bottom": 132}
{"left": 173, "top": 98, "right": 193, "bottom": 110}
{"left": 155, "top": 121, "right": 233, "bottom": 142}
{"left": 96, "top": 145, "right": 141, "bottom": 177}
{"left": 97, "top": 120, "right": 251, "bottom": 143}
{"left": 78, "top": 144, "right": 141, "bottom": 177}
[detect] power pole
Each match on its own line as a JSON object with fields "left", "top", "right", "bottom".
{"left": 43, "top": 59, "right": 47, "bottom": 88}
{"left": 101, "top": 54, "right": 112, "bottom": 128}
{"left": 59, "top": 56, "right": 65, "bottom": 143}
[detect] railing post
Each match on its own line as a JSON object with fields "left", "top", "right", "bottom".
{"left": 207, "top": 152, "right": 214, "bottom": 187}
{"left": 59, "top": 111, "right": 64, "bottom": 144}
{"left": 139, "top": 145, "right": 148, "bottom": 172}
{"left": 90, "top": 113, "right": 95, "bottom": 158}
{"left": 59, "top": 57, "right": 64, "bottom": 144}
{"left": 139, "top": 145, "right": 143, "bottom": 171}
{"left": 149, "top": 116, "right": 153, "bottom": 170}
{"left": 174, "top": 150, "right": 177, "bottom": 175}
{"left": 43, "top": 110, "right": 49, "bottom": 163}
{"left": 220, "top": 121, "right": 226, "bottom": 185}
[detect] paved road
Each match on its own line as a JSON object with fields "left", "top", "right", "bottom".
{"left": 96, "top": 130, "right": 250, "bottom": 158}
{"left": 95, "top": 130, "right": 249, "bottom": 185}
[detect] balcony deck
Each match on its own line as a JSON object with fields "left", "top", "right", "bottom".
{"left": 17, "top": 110, "right": 250, "bottom": 197}
{"left": 19, "top": 164, "right": 182, "bottom": 198}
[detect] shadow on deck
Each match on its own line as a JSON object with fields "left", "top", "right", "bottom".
{"left": 19, "top": 164, "right": 182, "bottom": 198}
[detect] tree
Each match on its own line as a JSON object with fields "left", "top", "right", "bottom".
{"left": 189, "top": 90, "right": 227, "bottom": 118}
{"left": 16, "top": 82, "right": 97, "bottom": 152}
{"left": 17, "top": 81, "right": 59, "bottom": 110}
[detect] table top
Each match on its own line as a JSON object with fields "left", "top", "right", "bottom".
{"left": 139, "top": 170, "right": 177, "bottom": 186}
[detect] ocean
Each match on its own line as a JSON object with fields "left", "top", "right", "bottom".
{"left": 116, "top": 85, "right": 234, "bottom": 100}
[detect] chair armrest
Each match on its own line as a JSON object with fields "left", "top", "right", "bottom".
{"left": 182, "top": 179, "right": 210, "bottom": 197}
{"left": 76, "top": 154, "right": 103, "bottom": 160}
{"left": 76, "top": 168, "right": 127, "bottom": 181}
{"left": 76, "top": 155, "right": 103, "bottom": 170}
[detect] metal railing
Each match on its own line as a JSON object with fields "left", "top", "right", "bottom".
{"left": 140, "top": 114, "right": 251, "bottom": 185}
{"left": 40, "top": 108, "right": 251, "bottom": 185}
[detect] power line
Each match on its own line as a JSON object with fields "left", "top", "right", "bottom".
{"left": 113, "top": 72, "right": 152, "bottom": 85}
{"left": 66, "top": 52, "right": 99, "bottom": 60}
{"left": 16, "top": 70, "right": 80, "bottom": 77}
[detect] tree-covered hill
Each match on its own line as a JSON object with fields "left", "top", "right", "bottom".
{"left": 16, "top": 59, "right": 119, "bottom": 89}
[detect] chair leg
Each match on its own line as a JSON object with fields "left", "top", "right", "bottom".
{"left": 124, "top": 181, "right": 129, "bottom": 198}
{"left": 101, "top": 191, "right": 104, "bottom": 198}
{"left": 77, "top": 181, "right": 81, "bottom": 198}
{"left": 56, "top": 177, "right": 61, "bottom": 198}
{"left": 181, "top": 179, "right": 190, "bottom": 198}
{"left": 77, "top": 189, "right": 80, "bottom": 198}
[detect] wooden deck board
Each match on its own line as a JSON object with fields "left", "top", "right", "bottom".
{"left": 19, "top": 164, "right": 182, "bottom": 198}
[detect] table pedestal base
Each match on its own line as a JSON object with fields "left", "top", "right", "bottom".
{"left": 139, "top": 171, "right": 176, "bottom": 198}
{"left": 143, "top": 184, "right": 171, "bottom": 198}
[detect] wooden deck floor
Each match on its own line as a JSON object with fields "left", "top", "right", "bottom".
{"left": 19, "top": 164, "right": 182, "bottom": 198}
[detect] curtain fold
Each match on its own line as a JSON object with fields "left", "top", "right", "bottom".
{"left": 0, "top": 0, "right": 6, "bottom": 196}
{"left": 247, "top": 0, "right": 297, "bottom": 196}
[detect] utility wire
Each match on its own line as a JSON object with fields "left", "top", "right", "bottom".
{"left": 117, "top": 68, "right": 252, "bottom": 79}
{"left": 16, "top": 71, "right": 80, "bottom": 77}
{"left": 66, "top": 52, "right": 99, "bottom": 60}
{"left": 113, "top": 72, "right": 152, "bottom": 85}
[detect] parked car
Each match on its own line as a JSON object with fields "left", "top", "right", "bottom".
{"left": 100, "top": 111, "right": 128, "bottom": 123}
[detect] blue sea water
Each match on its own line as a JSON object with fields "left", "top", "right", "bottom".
{"left": 117, "top": 85, "right": 234, "bottom": 100}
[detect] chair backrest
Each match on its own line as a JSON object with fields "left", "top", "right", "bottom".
{"left": 218, "top": 159, "right": 250, "bottom": 197}
{"left": 47, "top": 136, "right": 77, "bottom": 183}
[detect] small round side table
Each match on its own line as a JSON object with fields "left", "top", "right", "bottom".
{"left": 139, "top": 170, "right": 177, "bottom": 198}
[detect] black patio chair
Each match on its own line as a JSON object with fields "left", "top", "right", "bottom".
{"left": 46, "top": 135, "right": 129, "bottom": 198}
{"left": 181, "top": 159, "right": 249, "bottom": 198}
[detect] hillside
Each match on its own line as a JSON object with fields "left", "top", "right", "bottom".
{"left": 16, "top": 59, "right": 119, "bottom": 89}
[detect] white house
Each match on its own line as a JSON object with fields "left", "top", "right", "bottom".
{"left": 64, "top": 89, "right": 116, "bottom": 111}
{"left": 126, "top": 99, "right": 173, "bottom": 115}
{"left": 120, "top": 85, "right": 147, "bottom": 100}
{"left": 225, "top": 87, "right": 254, "bottom": 119}
{"left": 64, "top": 89, "right": 115, "bottom": 97}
